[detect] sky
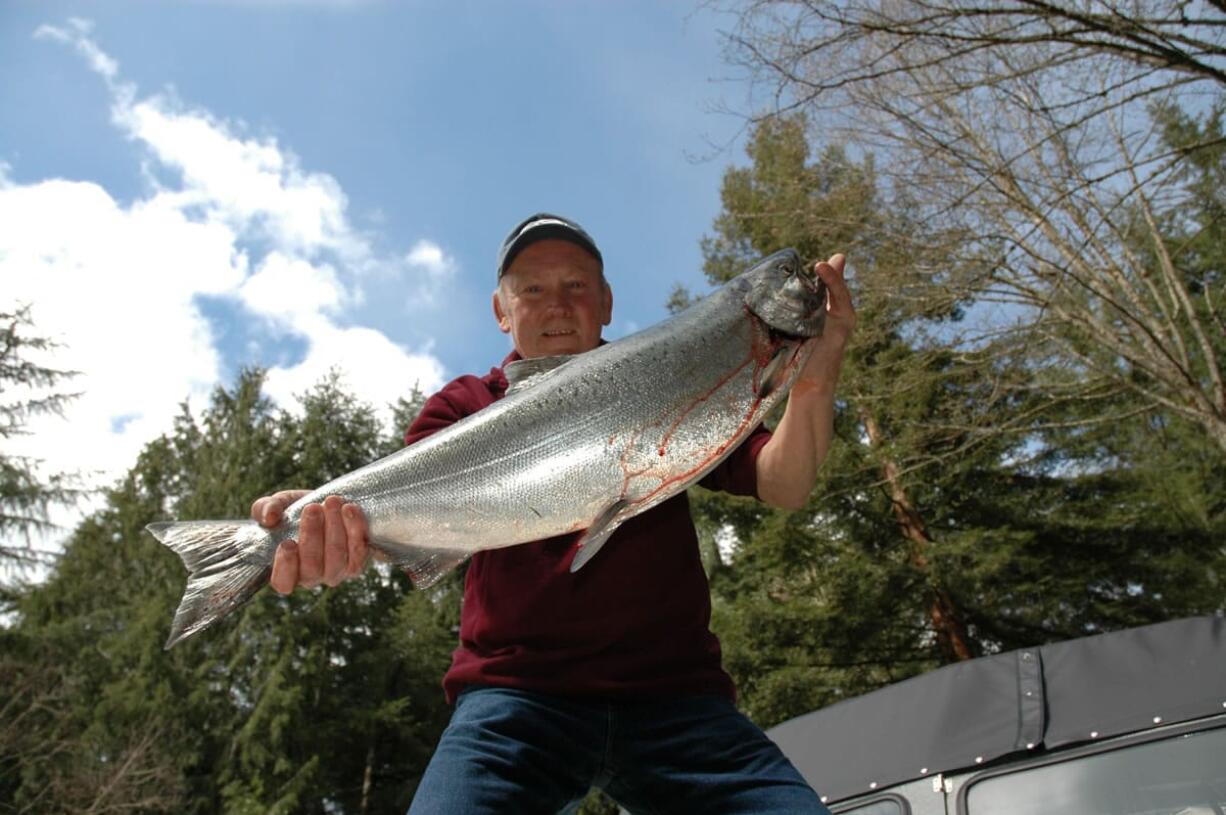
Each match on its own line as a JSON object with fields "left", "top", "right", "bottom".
{"left": 0, "top": 0, "right": 759, "bottom": 555}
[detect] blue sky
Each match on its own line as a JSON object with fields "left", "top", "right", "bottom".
{"left": 0, "top": 1, "right": 760, "bottom": 541}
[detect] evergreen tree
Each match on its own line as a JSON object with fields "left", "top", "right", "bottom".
{"left": 702, "top": 116, "right": 994, "bottom": 723}
{"left": 0, "top": 305, "right": 82, "bottom": 569}
{"left": 1, "top": 371, "right": 454, "bottom": 813}
{"left": 700, "top": 115, "right": 1226, "bottom": 729}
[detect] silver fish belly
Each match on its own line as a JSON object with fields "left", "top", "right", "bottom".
{"left": 148, "top": 248, "right": 826, "bottom": 647}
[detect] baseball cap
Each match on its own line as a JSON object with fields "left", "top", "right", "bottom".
{"left": 497, "top": 213, "right": 603, "bottom": 279}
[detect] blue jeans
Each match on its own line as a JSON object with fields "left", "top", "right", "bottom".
{"left": 407, "top": 687, "right": 830, "bottom": 814}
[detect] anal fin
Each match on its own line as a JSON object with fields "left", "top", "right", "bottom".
{"left": 569, "top": 499, "right": 630, "bottom": 573}
{"left": 371, "top": 538, "right": 470, "bottom": 589}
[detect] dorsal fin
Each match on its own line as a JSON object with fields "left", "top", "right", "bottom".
{"left": 504, "top": 354, "right": 575, "bottom": 396}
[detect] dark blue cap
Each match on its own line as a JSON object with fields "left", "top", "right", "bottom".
{"left": 497, "top": 213, "right": 603, "bottom": 279}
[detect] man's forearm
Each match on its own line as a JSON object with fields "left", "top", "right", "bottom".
{"left": 753, "top": 252, "right": 854, "bottom": 511}
{"left": 755, "top": 380, "right": 836, "bottom": 510}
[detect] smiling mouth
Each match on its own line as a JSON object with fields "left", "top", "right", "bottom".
{"left": 543, "top": 329, "right": 576, "bottom": 337}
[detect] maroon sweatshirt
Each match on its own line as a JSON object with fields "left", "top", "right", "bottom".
{"left": 405, "top": 351, "right": 772, "bottom": 703}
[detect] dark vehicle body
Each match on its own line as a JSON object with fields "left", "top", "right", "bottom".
{"left": 768, "top": 616, "right": 1226, "bottom": 815}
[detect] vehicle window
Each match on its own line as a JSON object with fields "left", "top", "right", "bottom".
{"left": 836, "top": 799, "right": 905, "bottom": 815}
{"left": 964, "top": 727, "right": 1226, "bottom": 815}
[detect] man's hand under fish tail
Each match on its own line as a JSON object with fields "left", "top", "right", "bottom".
{"left": 755, "top": 253, "right": 856, "bottom": 511}
{"left": 251, "top": 490, "right": 371, "bottom": 594}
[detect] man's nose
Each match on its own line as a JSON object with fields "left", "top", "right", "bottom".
{"left": 544, "top": 288, "right": 573, "bottom": 313}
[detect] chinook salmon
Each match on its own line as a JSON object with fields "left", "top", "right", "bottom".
{"left": 149, "top": 248, "right": 827, "bottom": 647}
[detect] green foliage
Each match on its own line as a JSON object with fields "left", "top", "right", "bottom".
{"left": 700, "top": 112, "right": 1226, "bottom": 731}
{"left": 2, "top": 102, "right": 1222, "bottom": 815}
{"left": 0, "top": 305, "right": 83, "bottom": 568}
{"left": 1, "top": 370, "right": 451, "bottom": 814}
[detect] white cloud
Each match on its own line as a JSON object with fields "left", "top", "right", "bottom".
{"left": 239, "top": 252, "right": 346, "bottom": 332}
{"left": 192, "top": 0, "right": 378, "bottom": 6}
{"left": 406, "top": 240, "right": 454, "bottom": 277}
{"left": 0, "top": 175, "right": 243, "bottom": 484}
{"left": 404, "top": 239, "right": 458, "bottom": 307}
{"left": 122, "top": 98, "right": 357, "bottom": 258}
{"left": 1, "top": 21, "right": 451, "bottom": 550}
{"left": 261, "top": 325, "right": 445, "bottom": 420}
{"left": 34, "top": 19, "right": 119, "bottom": 82}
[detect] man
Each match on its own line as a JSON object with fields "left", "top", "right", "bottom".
{"left": 252, "top": 213, "right": 856, "bottom": 813}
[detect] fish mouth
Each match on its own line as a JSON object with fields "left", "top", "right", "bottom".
{"left": 744, "top": 249, "right": 827, "bottom": 338}
{"left": 794, "top": 267, "right": 822, "bottom": 297}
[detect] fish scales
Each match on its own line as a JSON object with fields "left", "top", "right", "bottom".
{"left": 147, "top": 248, "right": 827, "bottom": 647}
{"left": 320, "top": 286, "right": 762, "bottom": 548}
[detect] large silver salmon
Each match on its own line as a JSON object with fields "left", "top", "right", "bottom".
{"left": 149, "top": 248, "right": 826, "bottom": 647}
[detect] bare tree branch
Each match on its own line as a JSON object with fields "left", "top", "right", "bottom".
{"left": 724, "top": 0, "right": 1226, "bottom": 452}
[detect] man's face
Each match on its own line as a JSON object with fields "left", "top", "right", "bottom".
{"left": 493, "top": 239, "right": 613, "bottom": 359}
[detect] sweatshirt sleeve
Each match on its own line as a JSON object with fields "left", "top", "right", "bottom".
{"left": 404, "top": 374, "right": 499, "bottom": 447}
{"left": 697, "top": 424, "right": 773, "bottom": 499}
{"left": 404, "top": 391, "right": 462, "bottom": 447}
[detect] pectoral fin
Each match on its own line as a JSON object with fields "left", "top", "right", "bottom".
{"left": 569, "top": 499, "right": 630, "bottom": 573}
{"left": 754, "top": 343, "right": 792, "bottom": 399}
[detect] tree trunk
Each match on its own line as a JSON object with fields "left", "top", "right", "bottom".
{"left": 360, "top": 743, "right": 374, "bottom": 815}
{"left": 862, "top": 409, "right": 975, "bottom": 662}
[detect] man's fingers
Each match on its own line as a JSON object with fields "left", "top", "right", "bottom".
{"left": 814, "top": 255, "right": 855, "bottom": 324}
{"left": 342, "top": 504, "right": 369, "bottom": 578}
{"left": 298, "top": 503, "right": 325, "bottom": 588}
{"left": 251, "top": 496, "right": 277, "bottom": 525}
{"left": 322, "top": 496, "right": 348, "bottom": 587}
{"left": 260, "top": 494, "right": 363, "bottom": 591}
{"left": 813, "top": 254, "right": 847, "bottom": 290}
{"left": 270, "top": 541, "right": 300, "bottom": 595}
{"left": 252, "top": 489, "right": 311, "bottom": 527}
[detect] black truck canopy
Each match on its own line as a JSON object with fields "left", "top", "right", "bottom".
{"left": 767, "top": 615, "right": 1226, "bottom": 805}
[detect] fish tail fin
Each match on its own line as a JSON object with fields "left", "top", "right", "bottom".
{"left": 146, "top": 520, "right": 275, "bottom": 649}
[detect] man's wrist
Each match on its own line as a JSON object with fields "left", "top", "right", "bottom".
{"left": 790, "top": 376, "right": 838, "bottom": 399}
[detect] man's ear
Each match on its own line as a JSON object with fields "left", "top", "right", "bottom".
{"left": 601, "top": 282, "right": 614, "bottom": 327}
{"left": 492, "top": 289, "right": 511, "bottom": 334}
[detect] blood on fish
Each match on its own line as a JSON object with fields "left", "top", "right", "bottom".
{"left": 619, "top": 322, "right": 781, "bottom": 498}
{"left": 657, "top": 355, "right": 753, "bottom": 454}
{"left": 628, "top": 328, "right": 808, "bottom": 510}
{"left": 631, "top": 391, "right": 764, "bottom": 509}
{"left": 748, "top": 308, "right": 786, "bottom": 394}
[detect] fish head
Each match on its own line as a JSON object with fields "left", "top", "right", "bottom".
{"left": 741, "top": 248, "right": 827, "bottom": 338}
